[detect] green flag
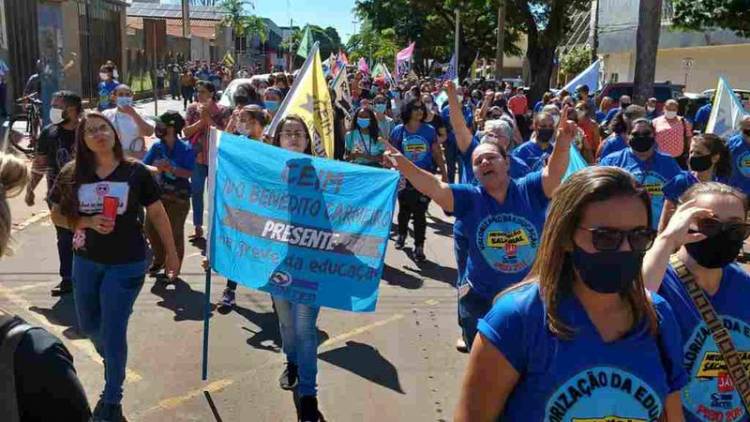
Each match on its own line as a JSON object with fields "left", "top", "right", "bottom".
{"left": 297, "top": 25, "right": 313, "bottom": 59}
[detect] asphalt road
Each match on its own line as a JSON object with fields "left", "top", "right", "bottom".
{"left": 2, "top": 157, "right": 468, "bottom": 422}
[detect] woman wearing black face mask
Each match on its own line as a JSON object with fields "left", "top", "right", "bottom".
{"left": 599, "top": 118, "right": 682, "bottom": 229}
{"left": 643, "top": 182, "right": 750, "bottom": 421}
{"left": 456, "top": 166, "right": 687, "bottom": 421}
{"left": 512, "top": 112, "right": 556, "bottom": 171}
{"left": 659, "top": 134, "right": 732, "bottom": 231}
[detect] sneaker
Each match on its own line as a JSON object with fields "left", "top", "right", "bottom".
{"left": 279, "top": 362, "right": 299, "bottom": 390}
{"left": 394, "top": 234, "right": 406, "bottom": 250}
{"left": 189, "top": 226, "right": 204, "bottom": 240}
{"left": 414, "top": 246, "right": 426, "bottom": 262}
{"left": 456, "top": 337, "right": 469, "bottom": 353}
{"left": 148, "top": 265, "right": 163, "bottom": 278}
{"left": 50, "top": 280, "right": 72, "bottom": 297}
{"left": 298, "top": 395, "right": 322, "bottom": 422}
{"left": 219, "top": 287, "right": 236, "bottom": 309}
{"left": 92, "top": 399, "right": 127, "bottom": 422}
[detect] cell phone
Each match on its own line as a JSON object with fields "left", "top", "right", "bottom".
{"left": 102, "top": 196, "right": 119, "bottom": 220}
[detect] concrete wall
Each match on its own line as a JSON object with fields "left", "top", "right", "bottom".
{"left": 61, "top": 0, "right": 82, "bottom": 93}
{"left": 603, "top": 44, "right": 750, "bottom": 92}
{"left": 191, "top": 37, "right": 210, "bottom": 61}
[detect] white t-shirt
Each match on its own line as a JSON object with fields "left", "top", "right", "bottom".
{"left": 102, "top": 108, "right": 152, "bottom": 153}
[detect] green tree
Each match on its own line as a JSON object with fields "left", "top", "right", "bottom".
{"left": 220, "top": 0, "right": 267, "bottom": 44}
{"left": 346, "top": 21, "right": 399, "bottom": 64}
{"left": 280, "top": 25, "right": 343, "bottom": 66}
{"left": 671, "top": 0, "right": 750, "bottom": 37}
{"left": 559, "top": 45, "right": 592, "bottom": 81}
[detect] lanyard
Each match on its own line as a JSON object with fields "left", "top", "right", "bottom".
{"left": 357, "top": 130, "right": 372, "bottom": 156}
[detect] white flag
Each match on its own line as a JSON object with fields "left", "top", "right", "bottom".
{"left": 707, "top": 77, "right": 749, "bottom": 139}
{"left": 331, "top": 65, "right": 352, "bottom": 116}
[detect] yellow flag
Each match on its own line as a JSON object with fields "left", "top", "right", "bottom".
{"left": 222, "top": 51, "right": 235, "bottom": 66}
{"left": 267, "top": 43, "right": 335, "bottom": 158}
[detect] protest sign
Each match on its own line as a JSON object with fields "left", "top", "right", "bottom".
{"left": 208, "top": 131, "right": 399, "bottom": 312}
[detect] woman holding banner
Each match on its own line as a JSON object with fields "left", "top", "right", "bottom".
{"left": 455, "top": 166, "right": 687, "bottom": 421}
{"left": 385, "top": 106, "right": 575, "bottom": 350}
{"left": 270, "top": 115, "right": 323, "bottom": 422}
{"left": 643, "top": 182, "right": 750, "bottom": 421}
{"left": 49, "top": 112, "right": 181, "bottom": 422}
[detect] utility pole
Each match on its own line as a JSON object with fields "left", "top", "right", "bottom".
{"left": 494, "top": 0, "right": 505, "bottom": 81}
{"left": 633, "top": 0, "right": 663, "bottom": 105}
{"left": 591, "top": 0, "right": 600, "bottom": 63}
{"left": 181, "top": 0, "right": 190, "bottom": 39}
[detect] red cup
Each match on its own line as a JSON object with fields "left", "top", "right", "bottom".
{"left": 102, "top": 196, "right": 119, "bottom": 221}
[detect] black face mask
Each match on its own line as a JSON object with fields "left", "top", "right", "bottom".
{"left": 537, "top": 128, "right": 554, "bottom": 143}
{"left": 621, "top": 102, "right": 631, "bottom": 109}
{"left": 685, "top": 230, "right": 743, "bottom": 268}
{"left": 572, "top": 247, "right": 644, "bottom": 294}
{"left": 743, "top": 129, "right": 750, "bottom": 137}
{"left": 689, "top": 154, "right": 713, "bottom": 172}
{"left": 630, "top": 135, "right": 655, "bottom": 153}
{"left": 155, "top": 127, "right": 168, "bottom": 139}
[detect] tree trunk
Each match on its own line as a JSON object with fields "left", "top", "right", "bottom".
{"left": 526, "top": 38, "right": 556, "bottom": 105}
{"left": 633, "top": 0, "right": 663, "bottom": 105}
{"left": 495, "top": 1, "right": 505, "bottom": 81}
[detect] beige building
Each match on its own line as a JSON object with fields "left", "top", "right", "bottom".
{"left": 597, "top": 0, "right": 750, "bottom": 93}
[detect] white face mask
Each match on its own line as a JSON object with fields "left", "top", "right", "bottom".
{"left": 236, "top": 123, "right": 250, "bottom": 136}
{"left": 100, "top": 73, "right": 109, "bottom": 81}
{"left": 665, "top": 110, "right": 678, "bottom": 119}
{"left": 113, "top": 69, "right": 119, "bottom": 79}
{"left": 49, "top": 107, "right": 64, "bottom": 125}
{"left": 646, "top": 106, "right": 655, "bottom": 112}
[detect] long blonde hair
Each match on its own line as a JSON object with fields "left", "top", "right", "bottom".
{"left": 527, "top": 166, "right": 658, "bottom": 338}
{"left": 0, "top": 153, "right": 29, "bottom": 256}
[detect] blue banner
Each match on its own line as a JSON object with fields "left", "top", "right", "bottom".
{"left": 208, "top": 132, "right": 400, "bottom": 312}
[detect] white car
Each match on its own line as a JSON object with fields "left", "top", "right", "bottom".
{"left": 218, "top": 75, "right": 272, "bottom": 108}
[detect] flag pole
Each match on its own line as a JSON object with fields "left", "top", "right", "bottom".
{"left": 454, "top": 9, "right": 460, "bottom": 81}
{"left": 201, "top": 266, "right": 211, "bottom": 380}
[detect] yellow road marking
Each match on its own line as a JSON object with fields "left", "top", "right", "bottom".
{"left": 157, "top": 378, "right": 234, "bottom": 411}
{"left": 424, "top": 299, "right": 440, "bottom": 306}
{"left": 0, "top": 283, "right": 143, "bottom": 383}
{"left": 11, "top": 211, "right": 50, "bottom": 234}
{"left": 319, "top": 313, "right": 405, "bottom": 349}
{"left": 6, "top": 282, "right": 51, "bottom": 293}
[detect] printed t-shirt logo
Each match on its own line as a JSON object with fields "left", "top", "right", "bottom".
{"left": 78, "top": 181, "right": 130, "bottom": 215}
{"left": 736, "top": 151, "right": 750, "bottom": 178}
{"left": 638, "top": 172, "right": 667, "bottom": 227}
{"left": 545, "top": 366, "right": 663, "bottom": 422}
{"left": 401, "top": 134, "right": 429, "bottom": 163}
{"left": 476, "top": 213, "right": 538, "bottom": 274}
{"left": 681, "top": 316, "right": 750, "bottom": 422}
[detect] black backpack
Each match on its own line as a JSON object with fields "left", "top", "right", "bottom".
{"left": 0, "top": 314, "right": 35, "bottom": 422}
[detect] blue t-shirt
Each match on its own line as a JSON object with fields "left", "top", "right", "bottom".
{"left": 450, "top": 172, "right": 548, "bottom": 299}
{"left": 663, "top": 171, "right": 728, "bottom": 202}
{"left": 728, "top": 134, "right": 750, "bottom": 195}
{"left": 603, "top": 107, "right": 621, "bottom": 124}
{"left": 658, "top": 263, "right": 750, "bottom": 422}
{"left": 479, "top": 283, "right": 688, "bottom": 421}
{"left": 390, "top": 123, "right": 436, "bottom": 170}
{"left": 512, "top": 140, "right": 553, "bottom": 171}
{"left": 595, "top": 110, "right": 607, "bottom": 124}
{"left": 533, "top": 101, "right": 544, "bottom": 113}
{"left": 97, "top": 80, "right": 119, "bottom": 111}
{"left": 597, "top": 133, "right": 628, "bottom": 162}
{"left": 462, "top": 137, "right": 531, "bottom": 184}
{"left": 143, "top": 139, "right": 196, "bottom": 199}
{"left": 441, "top": 104, "right": 473, "bottom": 148}
{"left": 600, "top": 148, "right": 681, "bottom": 229}
{"left": 694, "top": 104, "right": 712, "bottom": 130}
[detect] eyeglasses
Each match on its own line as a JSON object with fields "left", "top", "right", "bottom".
{"left": 694, "top": 217, "right": 750, "bottom": 241}
{"left": 577, "top": 227, "right": 657, "bottom": 252}
{"left": 280, "top": 130, "right": 307, "bottom": 139}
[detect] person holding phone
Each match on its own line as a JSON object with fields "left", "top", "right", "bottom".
{"left": 49, "top": 112, "right": 181, "bottom": 422}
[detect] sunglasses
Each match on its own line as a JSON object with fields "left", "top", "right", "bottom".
{"left": 694, "top": 217, "right": 750, "bottom": 241}
{"left": 577, "top": 227, "right": 657, "bottom": 252}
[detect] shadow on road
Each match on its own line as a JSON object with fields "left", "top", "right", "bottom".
{"left": 150, "top": 278, "right": 214, "bottom": 321}
{"left": 28, "top": 294, "right": 84, "bottom": 339}
{"left": 381, "top": 264, "right": 423, "bottom": 289}
{"left": 319, "top": 340, "right": 404, "bottom": 394}
{"left": 425, "top": 213, "right": 454, "bottom": 238}
{"left": 401, "top": 249, "right": 458, "bottom": 288}
{"left": 234, "top": 303, "right": 329, "bottom": 353}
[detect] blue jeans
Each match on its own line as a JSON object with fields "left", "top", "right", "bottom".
{"left": 72, "top": 256, "right": 147, "bottom": 404}
{"left": 272, "top": 296, "right": 320, "bottom": 397}
{"left": 444, "top": 140, "right": 461, "bottom": 184}
{"left": 457, "top": 284, "right": 493, "bottom": 352}
{"left": 191, "top": 163, "right": 208, "bottom": 228}
{"left": 55, "top": 225, "right": 73, "bottom": 283}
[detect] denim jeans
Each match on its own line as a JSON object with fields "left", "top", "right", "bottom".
{"left": 457, "top": 284, "right": 493, "bottom": 352}
{"left": 272, "top": 296, "right": 321, "bottom": 397}
{"left": 191, "top": 163, "right": 208, "bottom": 228}
{"left": 72, "top": 256, "right": 147, "bottom": 404}
{"left": 444, "top": 140, "right": 461, "bottom": 184}
{"left": 55, "top": 225, "right": 73, "bottom": 283}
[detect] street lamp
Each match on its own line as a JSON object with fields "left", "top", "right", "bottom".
{"left": 682, "top": 57, "right": 694, "bottom": 88}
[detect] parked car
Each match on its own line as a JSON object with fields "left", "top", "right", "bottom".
{"left": 218, "top": 75, "right": 271, "bottom": 108}
{"left": 598, "top": 82, "right": 685, "bottom": 112}
{"left": 677, "top": 92, "right": 711, "bottom": 123}
{"left": 702, "top": 88, "right": 750, "bottom": 111}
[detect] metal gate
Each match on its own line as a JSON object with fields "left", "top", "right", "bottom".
{"left": 5, "top": 0, "right": 39, "bottom": 101}
{"left": 78, "top": 0, "right": 123, "bottom": 101}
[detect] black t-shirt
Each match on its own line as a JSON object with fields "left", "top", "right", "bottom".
{"left": 0, "top": 318, "right": 90, "bottom": 421}
{"left": 35, "top": 123, "right": 75, "bottom": 194}
{"left": 50, "top": 160, "right": 161, "bottom": 264}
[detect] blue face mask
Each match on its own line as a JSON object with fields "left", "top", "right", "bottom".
{"left": 116, "top": 96, "right": 133, "bottom": 108}
{"left": 374, "top": 103, "right": 387, "bottom": 114}
{"left": 357, "top": 118, "right": 371, "bottom": 129}
{"left": 265, "top": 100, "right": 280, "bottom": 112}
